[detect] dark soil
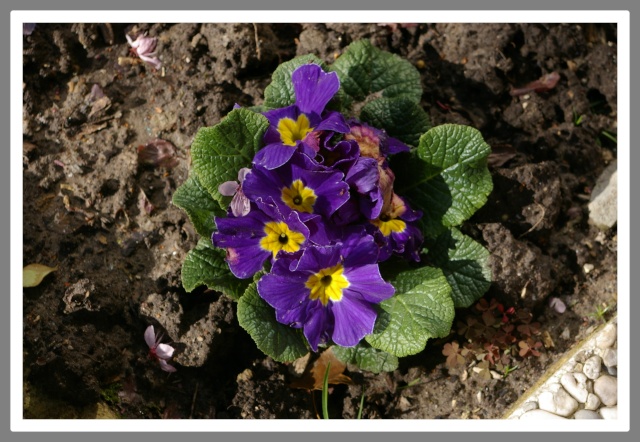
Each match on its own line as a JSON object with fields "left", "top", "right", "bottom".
{"left": 22, "top": 22, "right": 617, "bottom": 419}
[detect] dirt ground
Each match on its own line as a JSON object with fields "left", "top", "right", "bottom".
{"left": 22, "top": 22, "right": 617, "bottom": 419}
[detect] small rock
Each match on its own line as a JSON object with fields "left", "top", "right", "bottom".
{"left": 583, "top": 355, "right": 603, "bottom": 380}
{"left": 520, "top": 409, "right": 568, "bottom": 420}
{"left": 602, "top": 348, "right": 617, "bottom": 368}
{"left": 599, "top": 406, "right": 618, "bottom": 419}
{"left": 236, "top": 368, "right": 253, "bottom": 382}
{"left": 521, "top": 401, "right": 538, "bottom": 413}
{"left": 561, "top": 372, "right": 589, "bottom": 403}
{"left": 588, "top": 159, "right": 617, "bottom": 230}
{"left": 538, "top": 386, "right": 579, "bottom": 417}
{"left": 606, "top": 366, "right": 617, "bottom": 376}
{"left": 574, "top": 351, "right": 590, "bottom": 364}
{"left": 594, "top": 374, "right": 617, "bottom": 406}
{"left": 596, "top": 323, "right": 617, "bottom": 349}
{"left": 584, "top": 393, "right": 602, "bottom": 410}
{"left": 573, "top": 363, "right": 584, "bottom": 374}
{"left": 560, "top": 327, "right": 571, "bottom": 340}
{"left": 573, "top": 409, "right": 603, "bottom": 419}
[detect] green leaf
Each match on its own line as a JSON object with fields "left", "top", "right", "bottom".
{"left": 181, "top": 238, "right": 250, "bottom": 299}
{"left": 332, "top": 344, "right": 399, "bottom": 373}
{"left": 236, "top": 282, "right": 309, "bottom": 362}
{"left": 426, "top": 228, "right": 492, "bottom": 308}
{"left": 172, "top": 173, "right": 223, "bottom": 238}
{"left": 330, "top": 39, "right": 423, "bottom": 108}
{"left": 263, "top": 54, "right": 327, "bottom": 109}
{"left": 360, "top": 97, "right": 431, "bottom": 147}
{"left": 393, "top": 124, "right": 493, "bottom": 238}
{"left": 190, "top": 108, "right": 269, "bottom": 210}
{"left": 366, "top": 266, "right": 454, "bottom": 357}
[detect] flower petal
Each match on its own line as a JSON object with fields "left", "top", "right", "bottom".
{"left": 158, "top": 359, "right": 177, "bottom": 373}
{"left": 257, "top": 273, "right": 308, "bottom": 311}
{"left": 253, "top": 143, "right": 297, "bottom": 170}
{"left": 302, "top": 304, "right": 332, "bottom": 351}
{"left": 292, "top": 64, "right": 340, "bottom": 116}
{"left": 144, "top": 325, "right": 156, "bottom": 348}
{"left": 330, "top": 295, "right": 378, "bottom": 348}
{"left": 218, "top": 180, "right": 239, "bottom": 197}
{"left": 342, "top": 264, "right": 395, "bottom": 304}
{"left": 155, "top": 343, "right": 175, "bottom": 359}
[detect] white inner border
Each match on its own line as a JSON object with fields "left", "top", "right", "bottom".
{"left": 11, "top": 10, "right": 630, "bottom": 432}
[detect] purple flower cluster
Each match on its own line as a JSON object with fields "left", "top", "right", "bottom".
{"left": 213, "top": 64, "right": 424, "bottom": 351}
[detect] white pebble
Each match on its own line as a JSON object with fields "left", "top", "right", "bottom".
{"left": 583, "top": 355, "right": 603, "bottom": 380}
{"left": 594, "top": 374, "right": 617, "bottom": 406}
{"left": 520, "top": 409, "right": 568, "bottom": 420}
{"left": 599, "top": 406, "right": 618, "bottom": 419}
{"left": 560, "top": 372, "right": 589, "bottom": 403}
{"left": 584, "top": 393, "right": 602, "bottom": 410}
{"left": 602, "top": 348, "right": 617, "bottom": 368}
{"left": 538, "top": 386, "right": 579, "bottom": 417}
{"left": 606, "top": 366, "right": 617, "bottom": 376}
{"left": 521, "top": 401, "right": 538, "bottom": 413}
{"left": 573, "top": 409, "right": 603, "bottom": 419}
{"left": 596, "top": 323, "right": 617, "bottom": 349}
{"left": 588, "top": 160, "right": 617, "bottom": 230}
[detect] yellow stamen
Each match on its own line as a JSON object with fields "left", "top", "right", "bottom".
{"left": 371, "top": 217, "right": 407, "bottom": 237}
{"left": 281, "top": 179, "right": 317, "bottom": 213}
{"left": 259, "top": 221, "right": 306, "bottom": 258}
{"left": 277, "top": 114, "right": 313, "bottom": 146}
{"left": 305, "top": 264, "right": 349, "bottom": 306}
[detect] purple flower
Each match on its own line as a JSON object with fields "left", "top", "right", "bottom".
{"left": 345, "top": 120, "right": 410, "bottom": 159}
{"left": 370, "top": 193, "right": 423, "bottom": 262}
{"left": 254, "top": 64, "right": 349, "bottom": 169}
{"left": 219, "top": 167, "right": 251, "bottom": 217}
{"left": 243, "top": 153, "right": 350, "bottom": 220}
{"left": 126, "top": 33, "right": 162, "bottom": 70}
{"left": 144, "top": 325, "right": 177, "bottom": 372}
{"left": 212, "top": 200, "right": 311, "bottom": 279}
{"left": 257, "top": 234, "right": 395, "bottom": 351}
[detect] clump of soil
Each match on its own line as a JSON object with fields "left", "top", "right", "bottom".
{"left": 23, "top": 22, "right": 617, "bottom": 419}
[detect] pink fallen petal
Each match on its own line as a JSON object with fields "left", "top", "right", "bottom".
{"left": 230, "top": 191, "right": 251, "bottom": 217}
{"left": 158, "top": 359, "right": 177, "bottom": 373}
{"left": 144, "top": 325, "right": 157, "bottom": 348}
{"left": 155, "top": 343, "right": 175, "bottom": 360}
{"left": 548, "top": 297, "right": 567, "bottom": 314}
{"left": 218, "top": 181, "right": 239, "bottom": 197}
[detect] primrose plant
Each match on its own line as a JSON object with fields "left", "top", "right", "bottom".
{"left": 173, "top": 40, "right": 493, "bottom": 373}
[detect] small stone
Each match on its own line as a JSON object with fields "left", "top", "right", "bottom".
{"left": 236, "top": 368, "right": 253, "bottom": 382}
{"left": 560, "top": 327, "right": 571, "bottom": 340}
{"left": 538, "top": 386, "right": 579, "bottom": 417}
{"left": 573, "top": 363, "right": 584, "bottom": 373}
{"left": 594, "top": 374, "right": 617, "bottom": 406}
{"left": 521, "top": 401, "right": 538, "bottom": 413}
{"left": 584, "top": 393, "right": 602, "bottom": 410}
{"left": 560, "top": 372, "right": 589, "bottom": 403}
{"left": 599, "top": 406, "right": 618, "bottom": 419}
{"left": 573, "top": 409, "right": 603, "bottom": 419}
{"left": 583, "top": 355, "right": 603, "bottom": 380}
{"left": 596, "top": 323, "right": 617, "bottom": 349}
{"left": 602, "top": 348, "right": 617, "bottom": 368}
{"left": 606, "top": 366, "right": 617, "bottom": 376}
{"left": 520, "top": 409, "right": 568, "bottom": 420}
{"left": 583, "top": 263, "right": 595, "bottom": 274}
{"left": 574, "top": 351, "right": 589, "bottom": 364}
{"left": 588, "top": 159, "right": 617, "bottom": 230}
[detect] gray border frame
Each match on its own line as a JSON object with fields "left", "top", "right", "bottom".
{"left": 6, "top": 1, "right": 635, "bottom": 442}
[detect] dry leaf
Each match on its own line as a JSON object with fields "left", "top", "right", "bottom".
{"left": 23, "top": 263, "right": 58, "bottom": 287}
{"left": 289, "top": 347, "right": 352, "bottom": 390}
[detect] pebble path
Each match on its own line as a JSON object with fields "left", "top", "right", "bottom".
{"left": 503, "top": 316, "right": 617, "bottom": 420}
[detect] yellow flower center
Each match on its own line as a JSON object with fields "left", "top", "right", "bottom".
{"left": 277, "top": 114, "right": 313, "bottom": 146}
{"left": 371, "top": 215, "right": 407, "bottom": 237}
{"left": 259, "top": 221, "right": 306, "bottom": 258}
{"left": 305, "top": 264, "right": 349, "bottom": 306}
{"left": 281, "top": 179, "right": 317, "bottom": 213}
